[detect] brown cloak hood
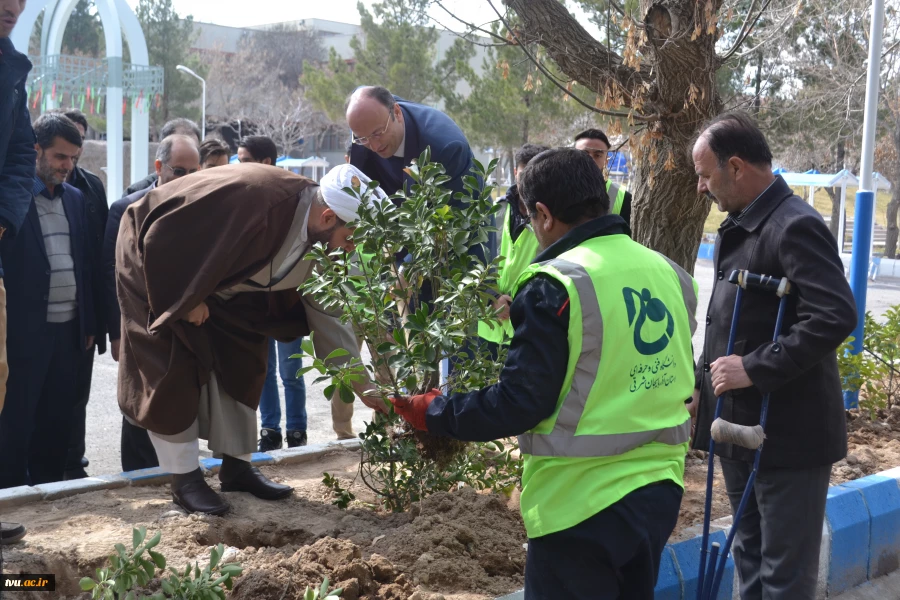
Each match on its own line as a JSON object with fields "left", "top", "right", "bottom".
{"left": 116, "top": 163, "right": 316, "bottom": 435}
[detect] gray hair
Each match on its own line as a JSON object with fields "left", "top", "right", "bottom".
{"left": 156, "top": 134, "right": 198, "bottom": 163}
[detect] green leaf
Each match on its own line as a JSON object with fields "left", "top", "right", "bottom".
{"left": 339, "top": 383, "right": 355, "bottom": 404}
{"left": 210, "top": 544, "right": 222, "bottom": 569}
{"left": 149, "top": 550, "right": 167, "bottom": 569}
{"left": 324, "top": 383, "right": 336, "bottom": 399}
{"left": 144, "top": 530, "right": 162, "bottom": 550}
{"left": 328, "top": 588, "right": 344, "bottom": 598}
{"left": 133, "top": 527, "right": 146, "bottom": 549}
{"left": 325, "top": 348, "right": 351, "bottom": 361}
{"left": 319, "top": 576, "right": 331, "bottom": 597}
{"left": 301, "top": 335, "right": 315, "bottom": 356}
{"left": 79, "top": 577, "right": 96, "bottom": 591}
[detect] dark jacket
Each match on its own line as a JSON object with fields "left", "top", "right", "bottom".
{"left": 426, "top": 215, "right": 630, "bottom": 440}
{"left": 619, "top": 191, "right": 633, "bottom": 228}
{"left": 0, "top": 180, "right": 96, "bottom": 358}
{"left": 125, "top": 172, "right": 158, "bottom": 196}
{"left": 0, "top": 37, "right": 36, "bottom": 277}
{"left": 350, "top": 96, "right": 476, "bottom": 198}
{"left": 69, "top": 166, "right": 108, "bottom": 354}
{"left": 693, "top": 176, "right": 857, "bottom": 469}
{"left": 103, "top": 184, "right": 154, "bottom": 342}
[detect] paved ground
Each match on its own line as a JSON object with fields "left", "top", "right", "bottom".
{"left": 81, "top": 259, "right": 900, "bottom": 477}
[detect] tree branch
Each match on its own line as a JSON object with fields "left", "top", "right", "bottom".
{"left": 490, "top": 0, "right": 658, "bottom": 122}
{"left": 504, "top": 0, "right": 651, "bottom": 98}
{"left": 432, "top": 0, "right": 507, "bottom": 43}
{"left": 719, "top": 0, "right": 760, "bottom": 60}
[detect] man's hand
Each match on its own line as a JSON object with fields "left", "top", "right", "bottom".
{"left": 85, "top": 336, "right": 95, "bottom": 350}
{"left": 686, "top": 388, "right": 700, "bottom": 441}
{"left": 111, "top": 338, "right": 120, "bottom": 362}
{"left": 184, "top": 301, "right": 209, "bottom": 326}
{"left": 492, "top": 295, "right": 513, "bottom": 321}
{"left": 390, "top": 388, "right": 442, "bottom": 431}
{"left": 710, "top": 355, "right": 753, "bottom": 396}
{"left": 361, "top": 394, "right": 388, "bottom": 414}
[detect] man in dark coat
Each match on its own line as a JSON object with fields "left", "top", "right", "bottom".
{"left": 347, "top": 86, "right": 476, "bottom": 200}
{"left": 58, "top": 108, "right": 108, "bottom": 479}
{"left": 0, "top": 113, "right": 96, "bottom": 490}
{"left": 689, "top": 111, "right": 857, "bottom": 600}
{"left": 0, "top": 0, "right": 36, "bottom": 545}
{"left": 124, "top": 118, "right": 201, "bottom": 195}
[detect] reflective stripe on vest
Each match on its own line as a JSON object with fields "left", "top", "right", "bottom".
{"left": 607, "top": 181, "right": 626, "bottom": 216}
{"left": 517, "top": 258, "right": 692, "bottom": 458}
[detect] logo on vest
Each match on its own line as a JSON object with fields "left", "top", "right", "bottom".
{"left": 623, "top": 287, "right": 674, "bottom": 355}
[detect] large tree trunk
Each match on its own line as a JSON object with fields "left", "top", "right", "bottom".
{"left": 885, "top": 124, "right": 900, "bottom": 259}
{"left": 507, "top": 0, "right": 721, "bottom": 273}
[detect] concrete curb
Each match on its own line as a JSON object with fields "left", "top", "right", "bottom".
{"left": 0, "top": 438, "right": 361, "bottom": 508}
{"left": 497, "top": 467, "right": 900, "bottom": 600}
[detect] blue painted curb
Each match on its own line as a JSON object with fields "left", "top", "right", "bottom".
{"left": 827, "top": 483, "right": 871, "bottom": 595}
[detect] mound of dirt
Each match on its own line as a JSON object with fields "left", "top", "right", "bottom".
{"left": 2, "top": 449, "right": 524, "bottom": 600}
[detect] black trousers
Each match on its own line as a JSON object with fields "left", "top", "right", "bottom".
{"left": 0, "top": 320, "right": 81, "bottom": 489}
{"left": 525, "top": 480, "right": 683, "bottom": 600}
{"left": 120, "top": 416, "right": 159, "bottom": 472}
{"left": 64, "top": 346, "right": 94, "bottom": 478}
{"left": 721, "top": 458, "right": 831, "bottom": 600}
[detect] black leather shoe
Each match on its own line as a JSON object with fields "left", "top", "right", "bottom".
{"left": 0, "top": 522, "right": 26, "bottom": 545}
{"left": 286, "top": 430, "right": 307, "bottom": 448}
{"left": 219, "top": 456, "right": 292, "bottom": 500}
{"left": 171, "top": 469, "right": 228, "bottom": 515}
{"left": 81, "top": 456, "right": 89, "bottom": 468}
{"left": 257, "top": 428, "right": 282, "bottom": 452}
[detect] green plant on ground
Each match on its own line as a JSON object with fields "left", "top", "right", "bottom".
{"left": 322, "top": 472, "right": 356, "bottom": 509}
{"left": 79, "top": 527, "right": 242, "bottom": 600}
{"left": 302, "top": 576, "right": 343, "bottom": 599}
{"left": 300, "top": 150, "right": 523, "bottom": 511}
{"left": 840, "top": 306, "right": 900, "bottom": 418}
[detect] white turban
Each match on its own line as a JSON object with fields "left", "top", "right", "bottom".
{"left": 318, "top": 164, "right": 389, "bottom": 223}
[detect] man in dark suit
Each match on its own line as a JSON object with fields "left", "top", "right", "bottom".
{"left": 347, "top": 86, "right": 476, "bottom": 200}
{"left": 59, "top": 108, "right": 108, "bottom": 480}
{"left": 0, "top": 113, "right": 96, "bottom": 489}
{"left": 125, "top": 118, "right": 201, "bottom": 195}
{"left": 689, "top": 111, "right": 857, "bottom": 600}
{"left": 104, "top": 133, "right": 200, "bottom": 471}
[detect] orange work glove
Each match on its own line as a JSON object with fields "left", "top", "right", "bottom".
{"left": 389, "top": 388, "right": 442, "bottom": 431}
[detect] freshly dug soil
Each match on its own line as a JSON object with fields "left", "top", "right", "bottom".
{"left": 671, "top": 407, "right": 900, "bottom": 541}
{"left": 6, "top": 409, "right": 900, "bottom": 599}
{"left": 2, "top": 448, "right": 525, "bottom": 600}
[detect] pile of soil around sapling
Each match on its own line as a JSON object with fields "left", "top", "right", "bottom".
{"left": 2, "top": 448, "right": 526, "bottom": 600}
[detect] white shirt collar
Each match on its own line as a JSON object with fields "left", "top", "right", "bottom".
{"left": 393, "top": 128, "right": 406, "bottom": 158}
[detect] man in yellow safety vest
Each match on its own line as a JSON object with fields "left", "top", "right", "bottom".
{"left": 574, "top": 128, "right": 632, "bottom": 225}
{"left": 478, "top": 144, "right": 547, "bottom": 346}
{"left": 392, "top": 148, "right": 697, "bottom": 599}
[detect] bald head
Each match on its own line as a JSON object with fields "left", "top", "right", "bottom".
{"left": 155, "top": 134, "right": 200, "bottom": 186}
{"left": 346, "top": 86, "right": 405, "bottom": 159}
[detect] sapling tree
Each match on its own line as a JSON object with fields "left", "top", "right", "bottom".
{"left": 301, "top": 151, "right": 523, "bottom": 510}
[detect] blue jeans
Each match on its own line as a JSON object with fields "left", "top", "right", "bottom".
{"left": 258, "top": 337, "right": 307, "bottom": 432}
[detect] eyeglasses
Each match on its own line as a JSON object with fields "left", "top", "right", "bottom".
{"left": 163, "top": 163, "right": 198, "bottom": 178}
{"left": 351, "top": 110, "right": 394, "bottom": 146}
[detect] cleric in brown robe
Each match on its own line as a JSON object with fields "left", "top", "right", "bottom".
{"left": 115, "top": 162, "right": 385, "bottom": 515}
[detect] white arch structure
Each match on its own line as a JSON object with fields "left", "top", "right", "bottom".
{"left": 12, "top": 0, "right": 152, "bottom": 203}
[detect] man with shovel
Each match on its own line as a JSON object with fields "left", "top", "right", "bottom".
{"left": 689, "top": 111, "right": 856, "bottom": 599}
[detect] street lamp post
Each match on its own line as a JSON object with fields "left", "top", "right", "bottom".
{"left": 176, "top": 64, "right": 206, "bottom": 139}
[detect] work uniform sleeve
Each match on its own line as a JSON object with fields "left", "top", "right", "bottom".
{"left": 741, "top": 212, "right": 857, "bottom": 393}
{"left": 103, "top": 200, "right": 127, "bottom": 341}
{"left": 425, "top": 274, "right": 571, "bottom": 441}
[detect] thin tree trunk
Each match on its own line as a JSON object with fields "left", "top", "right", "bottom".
{"left": 752, "top": 51, "right": 763, "bottom": 114}
{"left": 885, "top": 124, "right": 900, "bottom": 258}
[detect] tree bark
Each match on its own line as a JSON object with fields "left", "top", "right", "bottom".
{"left": 885, "top": 123, "right": 900, "bottom": 259}
{"left": 507, "top": 0, "right": 721, "bottom": 273}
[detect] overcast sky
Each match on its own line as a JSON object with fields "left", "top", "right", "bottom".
{"left": 122, "top": 0, "right": 601, "bottom": 38}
